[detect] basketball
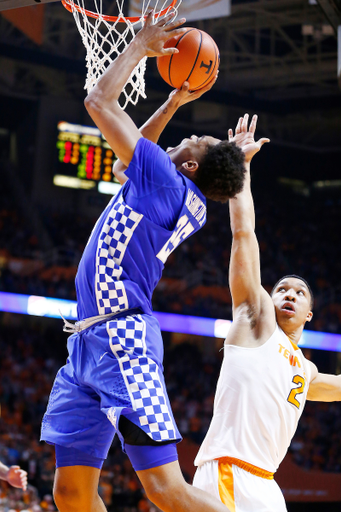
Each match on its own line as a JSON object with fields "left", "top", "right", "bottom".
{"left": 157, "top": 27, "right": 220, "bottom": 91}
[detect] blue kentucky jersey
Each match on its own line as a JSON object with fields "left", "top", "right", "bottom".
{"left": 75, "top": 137, "right": 207, "bottom": 320}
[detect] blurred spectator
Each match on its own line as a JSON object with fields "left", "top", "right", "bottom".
{"left": 0, "top": 460, "right": 27, "bottom": 490}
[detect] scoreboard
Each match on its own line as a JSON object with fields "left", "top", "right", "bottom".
{"left": 54, "top": 121, "right": 121, "bottom": 194}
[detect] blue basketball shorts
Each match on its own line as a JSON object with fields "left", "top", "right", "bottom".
{"left": 41, "top": 313, "right": 181, "bottom": 471}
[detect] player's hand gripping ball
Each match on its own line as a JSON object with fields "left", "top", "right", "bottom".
{"left": 157, "top": 27, "right": 220, "bottom": 91}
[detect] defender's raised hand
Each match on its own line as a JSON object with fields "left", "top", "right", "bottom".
{"left": 228, "top": 114, "right": 270, "bottom": 163}
{"left": 135, "top": 10, "right": 187, "bottom": 58}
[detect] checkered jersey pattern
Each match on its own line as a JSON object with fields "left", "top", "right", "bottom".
{"left": 95, "top": 199, "right": 143, "bottom": 315}
{"left": 108, "top": 315, "right": 176, "bottom": 442}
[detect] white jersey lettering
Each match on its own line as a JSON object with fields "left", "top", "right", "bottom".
{"left": 185, "top": 189, "right": 206, "bottom": 226}
{"left": 157, "top": 214, "right": 195, "bottom": 264}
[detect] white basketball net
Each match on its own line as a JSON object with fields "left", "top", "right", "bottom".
{"left": 64, "top": 0, "right": 182, "bottom": 110}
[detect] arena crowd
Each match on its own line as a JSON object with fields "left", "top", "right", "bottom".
{"left": 1, "top": 174, "right": 341, "bottom": 333}
{"left": 0, "top": 320, "right": 341, "bottom": 511}
{"left": 1, "top": 160, "right": 341, "bottom": 510}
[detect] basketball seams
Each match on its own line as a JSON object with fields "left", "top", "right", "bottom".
{"left": 196, "top": 35, "right": 218, "bottom": 90}
{"left": 196, "top": 37, "right": 219, "bottom": 90}
{"left": 168, "top": 28, "right": 196, "bottom": 87}
{"left": 157, "top": 27, "right": 219, "bottom": 91}
{"left": 184, "top": 30, "right": 203, "bottom": 85}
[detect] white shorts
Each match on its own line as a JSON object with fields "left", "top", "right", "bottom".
{"left": 193, "top": 460, "right": 287, "bottom": 512}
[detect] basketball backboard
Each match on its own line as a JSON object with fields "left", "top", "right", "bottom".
{"left": 0, "top": 0, "right": 58, "bottom": 11}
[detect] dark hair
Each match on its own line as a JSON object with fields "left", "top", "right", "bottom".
{"left": 194, "top": 141, "right": 245, "bottom": 203}
{"left": 271, "top": 274, "right": 314, "bottom": 309}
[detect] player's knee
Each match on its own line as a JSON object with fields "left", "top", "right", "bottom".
{"left": 54, "top": 480, "right": 100, "bottom": 512}
{"left": 144, "top": 478, "right": 188, "bottom": 509}
{"left": 144, "top": 482, "right": 164, "bottom": 507}
{"left": 53, "top": 481, "right": 81, "bottom": 512}
{"left": 145, "top": 485, "right": 169, "bottom": 509}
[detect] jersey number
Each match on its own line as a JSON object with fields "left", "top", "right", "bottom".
{"left": 287, "top": 375, "right": 305, "bottom": 409}
{"left": 157, "top": 215, "right": 194, "bottom": 264}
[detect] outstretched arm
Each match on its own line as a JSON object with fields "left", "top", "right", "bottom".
{"left": 228, "top": 114, "right": 270, "bottom": 319}
{"left": 84, "top": 11, "right": 186, "bottom": 168}
{"left": 307, "top": 362, "right": 341, "bottom": 401}
{"left": 113, "top": 78, "right": 218, "bottom": 184}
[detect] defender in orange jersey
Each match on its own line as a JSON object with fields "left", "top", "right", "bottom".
{"left": 193, "top": 114, "right": 341, "bottom": 512}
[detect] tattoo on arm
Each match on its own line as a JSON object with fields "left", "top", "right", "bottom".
{"left": 163, "top": 108, "right": 168, "bottom": 114}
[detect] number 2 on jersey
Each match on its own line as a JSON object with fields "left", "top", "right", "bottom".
{"left": 287, "top": 375, "right": 305, "bottom": 409}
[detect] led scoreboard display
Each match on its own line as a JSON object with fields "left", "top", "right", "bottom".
{"left": 54, "top": 121, "right": 121, "bottom": 195}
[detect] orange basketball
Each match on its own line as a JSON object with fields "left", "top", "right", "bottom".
{"left": 157, "top": 27, "right": 220, "bottom": 91}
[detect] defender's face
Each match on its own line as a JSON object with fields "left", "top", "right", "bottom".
{"left": 166, "top": 135, "right": 220, "bottom": 169}
{"left": 272, "top": 277, "right": 313, "bottom": 328}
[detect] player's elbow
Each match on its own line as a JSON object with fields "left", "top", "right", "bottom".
{"left": 232, "top": 226, "right": 254, "bottom": 240}
{"left": 85, "top": 87, "right": 118, "bottom": 115}
{"left": 84, "top": 91, "right": 104, "bottom": 115}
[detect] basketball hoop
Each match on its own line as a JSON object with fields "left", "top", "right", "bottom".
{"left": 62, "top": 0, "right": 181, "bottom": 109}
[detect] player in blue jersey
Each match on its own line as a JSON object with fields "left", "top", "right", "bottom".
{"left": 41, "top": 13, "right": 246, "bottom": 512}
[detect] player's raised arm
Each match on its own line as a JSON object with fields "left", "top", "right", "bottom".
{"left": 113, "top": 77, "right": 218, "bottom": 184}
{"left": 84, "top": 11, "right": 186, "bottom": 168}
{"left": 228, "top": 114, "right": 270, "bottom": 318}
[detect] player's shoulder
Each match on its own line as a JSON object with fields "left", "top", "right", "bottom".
{"left": 136, "top": 137, "right": 167, "bottom": 160}
{"left": 305, "top": 358, "right": 318, "bottom": 383}
{"left": 126, "top": 137, "right": 183, "bottom": 191}
{"left": 137, "top": 138, "right": 179, "bottom": 173}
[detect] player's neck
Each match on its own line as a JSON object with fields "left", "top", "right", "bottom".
{"left": 279, "top": 322, "right": 304, "bottom": 345}
{"left": 177, "top": 165, "right": 196, "bottom": 182}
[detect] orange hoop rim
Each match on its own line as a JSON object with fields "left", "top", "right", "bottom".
{"left": 61, "top": 0, "right": 178, "bottom": 23}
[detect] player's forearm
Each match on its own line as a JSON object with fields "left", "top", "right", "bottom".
{"left": 84, "top": 39, "right": 144, "bottom": 167}
{"left": 113, "top": 95, "right": 181, "bottom": 180}
{"left": 86, "top": 39, "right": 145, "bottom": 107}
{"left": 0, "top": 461, "right": 9, "bottom": 481}
{"left": 139, "top": 95, "right": 181, "bottom": 143}
{"left": 229, "top": 163, "right": 255, "bottom": 235}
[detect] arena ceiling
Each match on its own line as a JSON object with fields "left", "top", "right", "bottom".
{"left": 0, "top": 0, "right": 341, "bottom": 152}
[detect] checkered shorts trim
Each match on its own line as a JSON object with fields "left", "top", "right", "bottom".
{"left": 95, "top": 199, "right": 143, "bottom": 315}
{"left": 107, "top": 315, "right": 176, "bottom": 442}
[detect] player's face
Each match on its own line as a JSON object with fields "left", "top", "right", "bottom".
{"left": 166, "top": 135, "right": 220, "bottom": 169}
{"left": 272, "top": 278, "right": 313, "bottom": 329}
